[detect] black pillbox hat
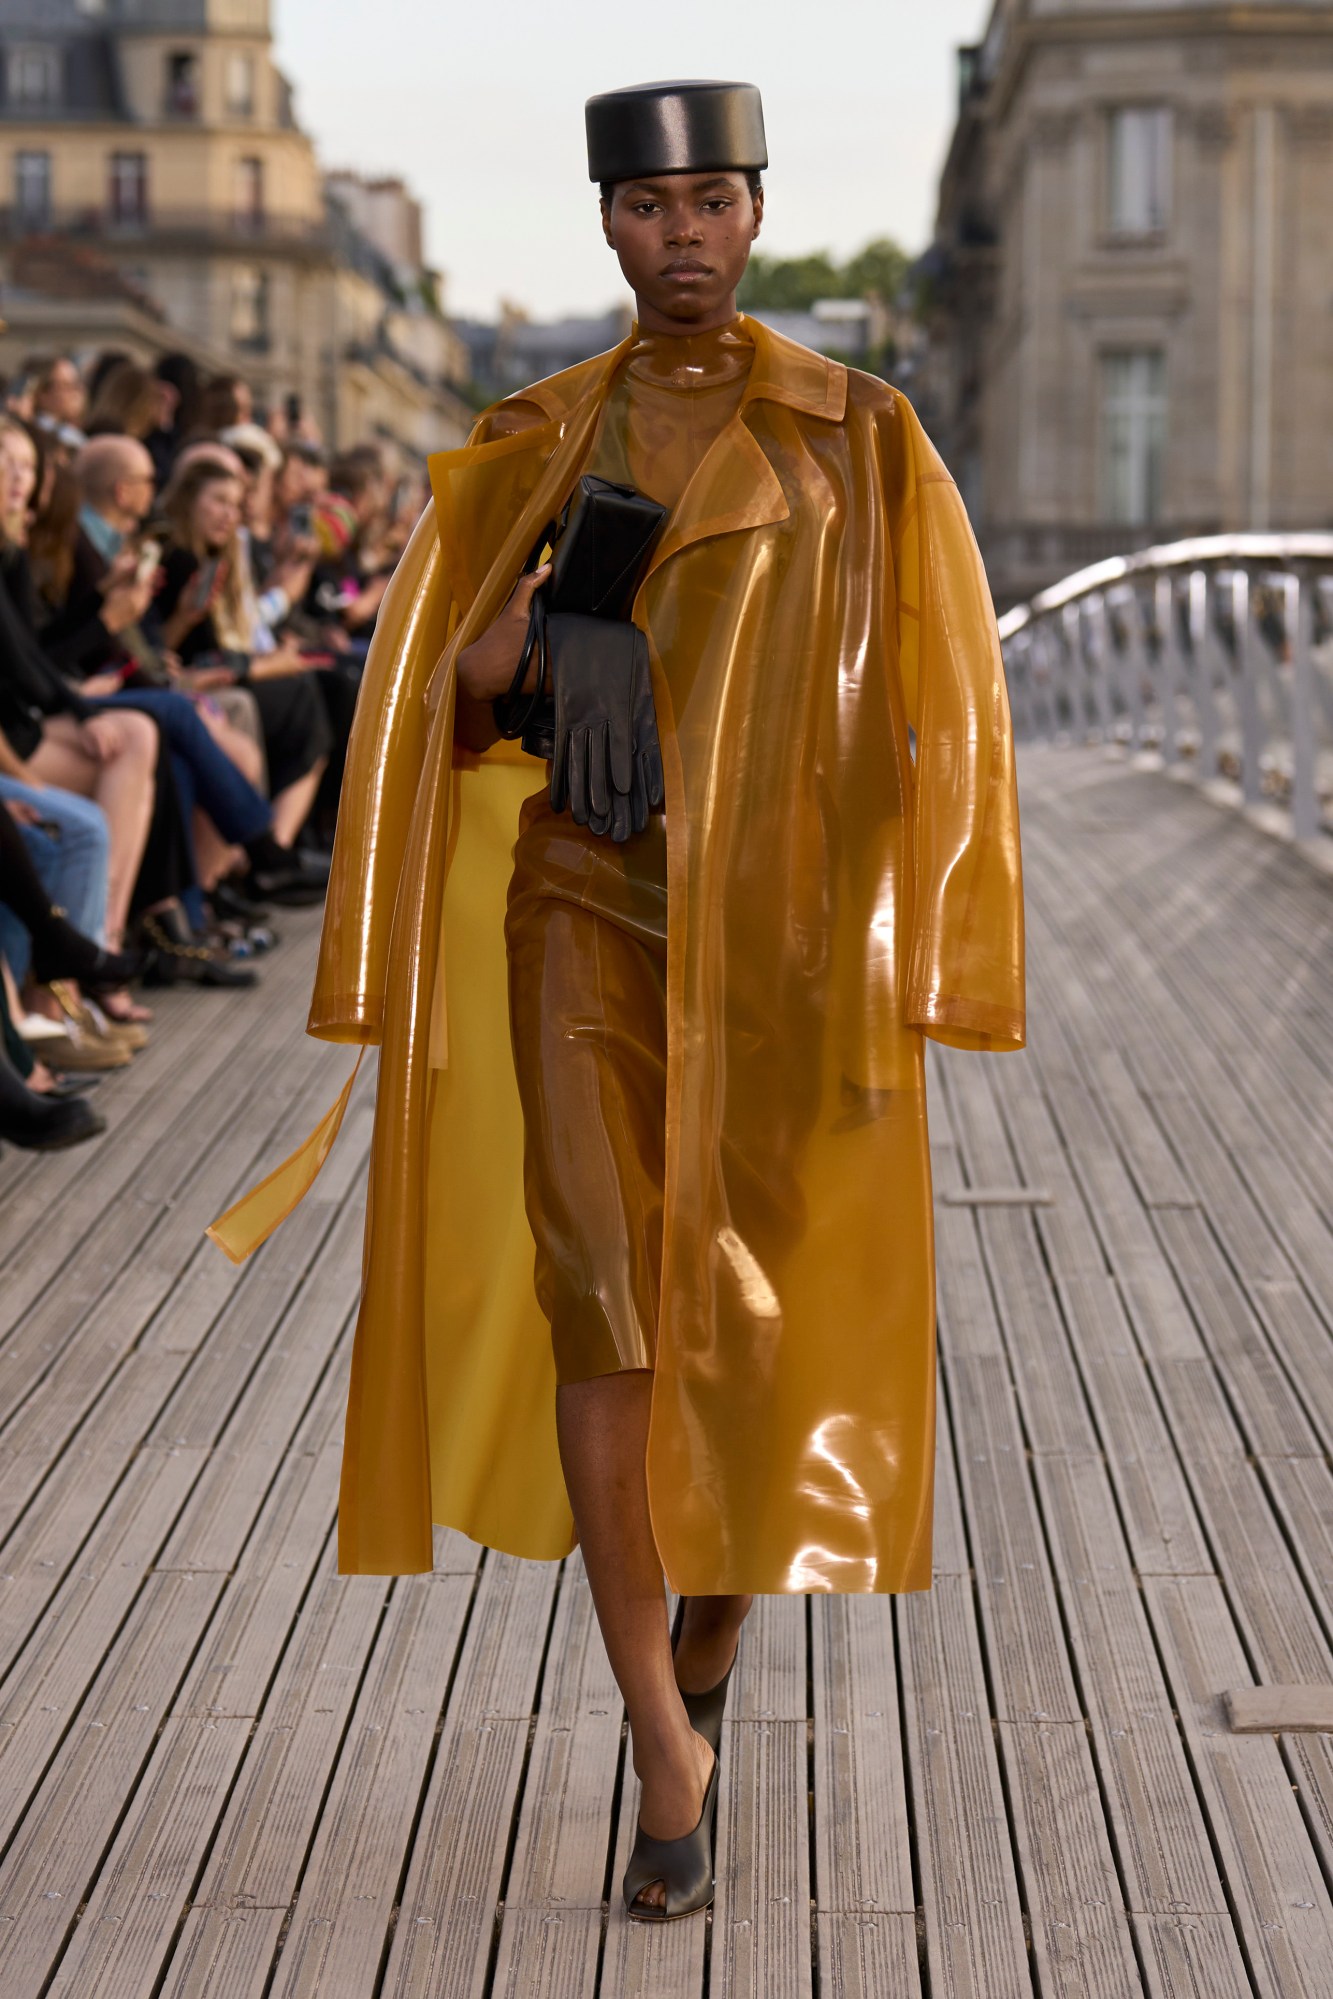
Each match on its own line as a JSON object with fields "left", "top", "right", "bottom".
{"left": 585, "top": 79, "right": 767, "bottom": 185}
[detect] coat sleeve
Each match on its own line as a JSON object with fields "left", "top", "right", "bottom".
{"left": 306, "top": 398, "right": 556, "bottom": 1043}
{"left": 307, "top": 499, "right": 458, "bottom": 1043}
{"left": 891, "top": 395, "right": 1025, "bottom": 1052}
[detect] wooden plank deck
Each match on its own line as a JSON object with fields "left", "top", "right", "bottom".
{"left": 2, "top": 742, "right": 1332, "bottom": 1998}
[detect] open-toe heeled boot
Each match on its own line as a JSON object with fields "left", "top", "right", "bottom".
{"left": 671, "top": 1600, "right": 738, "bottom": 1758}
{"left": 623, "top": 1752, "right": 719, "bottom": 1922}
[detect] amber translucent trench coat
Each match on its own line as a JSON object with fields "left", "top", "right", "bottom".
{"left": 212, "top": 319, "right": 1025, "bottom": 1593}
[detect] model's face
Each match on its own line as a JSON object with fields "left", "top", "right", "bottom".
{"left": 601, "top": 171, "right": 762, "bottom": 332}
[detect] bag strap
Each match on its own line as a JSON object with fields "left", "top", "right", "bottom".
{"left": 492, "top": 589, "right": 549, "bottom": 740}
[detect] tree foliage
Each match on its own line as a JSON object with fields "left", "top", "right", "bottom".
{"left": 738, "top": 236, "right": 909, "bottom": 312}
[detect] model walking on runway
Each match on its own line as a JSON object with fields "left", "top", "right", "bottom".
{"left": 213, "top": 78, "right": 1025, "bottom": 1920}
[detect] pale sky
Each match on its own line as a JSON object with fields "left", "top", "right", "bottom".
{"left": 273, "top": 0, "right": 992, "bottom": 320}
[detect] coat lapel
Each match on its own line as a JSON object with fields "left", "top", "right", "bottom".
{"left": 426, "top": 337, "right": 632, "bottom": 645}
{"left": 635, "top": 316, "right": 848, "bottom": 592}
{"left": 427, "top": 317, "right": 848, "bottom": 646}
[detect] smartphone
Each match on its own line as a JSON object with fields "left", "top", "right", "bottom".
{"left": 284, "top": 391, "right": 303, "bottom": 428}
{"left": 289, "top": 501, "right": 314, "bottom": 537}
{"left": 187, "top": 555, "right": 223, "bottom": 612}
{"left": 134, "top": 536, "right": 161, "bottom": 589}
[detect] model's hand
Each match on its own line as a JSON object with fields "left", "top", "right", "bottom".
{"left": 456, "top": 565, "right": 551, "bottom": 703}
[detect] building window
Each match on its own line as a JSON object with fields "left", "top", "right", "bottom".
{"left": 230, "top": 264, "right": 270, "bottom": 348}
{"left": 1100, "top": 350, "right": 1167, "bottom": 525}
{"left": 1107, "top": 107, "right": 1172, "bottom": 236}
{"left": 165, "top": 50, "right": 200, "bottom": 118}
{"left": 109, "top": 151, "right": 149, "bottom": 226}
{"left": 234, "top": 156, "right": 265, "bottom": 228}
{"left": 15, "top": 151, "right": 51, "bottom": 228}
{"left": 225, "top": 52, "right": 255, "bottom": 117}
{"left": 7, "top": 44, "right": 62, "bottom": 107}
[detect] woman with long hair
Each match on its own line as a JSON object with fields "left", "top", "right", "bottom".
{"left": 150, "top": 457, "right": 332, "bottom": 848}
{"left": 83, "top": 361, "right": 159, "bottom": 443}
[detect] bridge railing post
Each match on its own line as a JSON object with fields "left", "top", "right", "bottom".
{"left": 997, "top": 535, "right": 1332, "bottom": 844}
{"left": 1187, "top": 569, "right": 1221, "bottom": 782}
{"left": 1155, "top": 571, "right": 1181, "bottom": 765}
{"left": 1287, "top": 573, "right": 1318, "bottom": 843}
{"left": 1229, "top": 569, "right": 1264, "bottom": 807}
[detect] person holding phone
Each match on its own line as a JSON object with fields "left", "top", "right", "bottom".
{"left": 23, "top": 436, "right": 325, "bottom": 914}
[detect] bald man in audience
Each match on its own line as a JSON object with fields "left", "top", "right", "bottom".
{"left": 40, "top": 435, "right": 160, "bottom": 681}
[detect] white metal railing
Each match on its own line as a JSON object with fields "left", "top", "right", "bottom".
{"left": 997, "top": 533, "right": 1333, "bottom": 843}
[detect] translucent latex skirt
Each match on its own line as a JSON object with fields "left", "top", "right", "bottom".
{"left": 506, "top": 794, "right": 669, "bottom": 1383}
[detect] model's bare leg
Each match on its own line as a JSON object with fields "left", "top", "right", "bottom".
{"left": 556, "top": 1370, "right": 750, "bottom": 1911}
{"left": 674, "top": 1588, "right": 753, "bottom": 1693}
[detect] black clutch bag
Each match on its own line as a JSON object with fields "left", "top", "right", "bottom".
{"left": 493, "top": 477, "right": 668, "bottom": 841}
{"left": 543, "top": 475, "right": 668, "bottom": 621}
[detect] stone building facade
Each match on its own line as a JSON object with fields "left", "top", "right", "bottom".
{"left": 922, "top": 0, "right": 1333, "bottom": 605}
{"left": 0, "top": 0, "right": 471, "bottom": 457}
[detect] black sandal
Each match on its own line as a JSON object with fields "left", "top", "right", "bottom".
{"left": 671, "top": 1599, "right": 739, "bottom": 1757}
{"left": 622, "top": 1751, "right": 719, "bottom": 1922}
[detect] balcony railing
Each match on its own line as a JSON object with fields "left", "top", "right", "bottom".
{"left": 0, "top": 204, "right": 334, "bottom": 254}
{"left": 998, "top": 534, "right": 1333, "bottom": 843}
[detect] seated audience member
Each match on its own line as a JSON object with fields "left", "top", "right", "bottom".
{"left": 0, "top": 724, "right": 138, "bottom": 1073}
{"left": 272, "top": 441, "right": 327, "bottom": 550}
{"left": 0, "top": 783, "right": 137, "bottom": 995}
{"left": 84, "top": 362, "right": 159, "bottom": 444}
{"left": 190, "top": 372, "right": 253, "bottom": 439}
{"left": 310, "top": 447, "right": 392, "bottom": 637}
{"left": 0, "top": 793, "right": 121, "bottom": 1140}
{"left": 0, "top": 745, "right": 115, "bottom": 988}
{"left": 150, "top": 457, "right": 333, "bottom": 852}
{"left": 84, "top": 350, "right": 132, "bottom": 407}
{"left": 30, "top": 434, "right": 323, "bottom": 908}
{"left": 222, "top": 425, "right": 318, "bottom": 642}
{"left": 0, "top": 418, "right": 256, "bottom": 996}
{"left": 146, "top": 352, "right": 201, "bottom": 487}
{"left": 0, "top": 978, "right": 104, "bottom": 1150}
{"left": 27, "top": 353, "right": 88, "bottom": 454}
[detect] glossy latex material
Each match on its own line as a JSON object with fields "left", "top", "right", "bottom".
{"left": 506, "top": 795, "right": 669, "bottom": 1385}
{"left": 212, "top": 315, "right": 1025, "bottom": 1591}
{"left": 505, "top": 323, "right": 750, "bottom": 1389}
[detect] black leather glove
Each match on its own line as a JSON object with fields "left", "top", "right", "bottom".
{"left": 547, "top": 610, "right": 665, "bottom": 842}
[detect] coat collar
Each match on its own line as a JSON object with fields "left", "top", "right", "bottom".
{"left": 504, "top": 313, "right": 847, "bottom": 428}
{"left": 432, "top": 317, "right": 848, "bottom": 622}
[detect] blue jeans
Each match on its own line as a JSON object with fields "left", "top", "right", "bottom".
{"left": 0, "top": 778, "right": 110, "bottom": 984}
{"left": 89, "top": 689, "right": 271, "bottom": 846}
{"left": 89, "top": 688, "right": 272, "bottom": 928}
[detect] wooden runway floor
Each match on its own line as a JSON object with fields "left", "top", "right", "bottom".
{"left": 2, "top": 745, "right": 1331, "bottom": 1998}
